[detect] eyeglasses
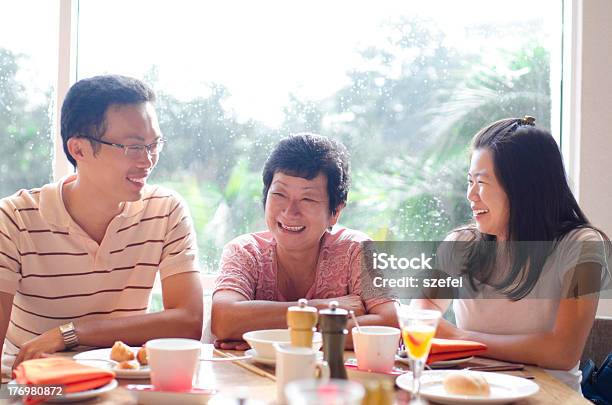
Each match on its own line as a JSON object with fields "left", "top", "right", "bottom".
{"left": 80, "top": 136, "right": 166, "bottom": 160}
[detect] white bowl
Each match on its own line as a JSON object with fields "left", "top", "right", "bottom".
{"left": 243, "top": 329, "right": 323, "bottom": 360}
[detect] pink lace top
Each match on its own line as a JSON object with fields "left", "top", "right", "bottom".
{"left": 214, "top": 227, "right": 392, "bottom": 312}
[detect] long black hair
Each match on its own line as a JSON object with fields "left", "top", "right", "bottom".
{"left": 459, "top": 117, "right": 592, "bottom": 299}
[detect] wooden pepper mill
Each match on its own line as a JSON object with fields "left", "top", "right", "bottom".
{"left": 286, "top": 298, "right": 318, "bottom": 348}
{"left": 319, "top": 300, "right": 348, "bottom": 379}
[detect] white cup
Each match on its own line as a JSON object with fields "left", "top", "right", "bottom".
{"left": 146, "top": 338, "right": 201, "bottom": 391}
{"left": 351, "top": 326, "right": 401, "bottom": 372}
{"left": 274, "top": 343, "right": 330, "bottom": 404}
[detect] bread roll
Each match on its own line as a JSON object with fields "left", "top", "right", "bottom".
{"left": 443, "top": 371, "right": 490, "bottom": 396}
{"left": 110, "top": 341, "right": 135, "bottom": 362}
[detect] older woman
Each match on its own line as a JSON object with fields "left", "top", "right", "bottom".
{"left": 212, "top": 133, "right": 396, "bottom": 349}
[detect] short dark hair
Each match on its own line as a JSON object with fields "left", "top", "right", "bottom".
{"left": 60, "top": 75, "right": 156, "bottom": 168}
{"left": 262, "top": 133, "right": 351, "bottom": 215}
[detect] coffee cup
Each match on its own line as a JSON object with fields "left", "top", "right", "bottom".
{"left": 146, "top": 338, "right": 201, "bottom": 391}
{"left": 274, "top": 343, "right": 330, "bottom": 404}
{"left": 351, "top": 326, "right": 401, "bottom": 372}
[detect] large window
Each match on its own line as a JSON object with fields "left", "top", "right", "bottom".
{"left": 0, "top": 2, "right": 57, "bottom": 198}
{"left": 76, "top": 0, "right": 561, "bottom": 273}
{"left": 1, "top": 1, "right": 562, "bottom": 275}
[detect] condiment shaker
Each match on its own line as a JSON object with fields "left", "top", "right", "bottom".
{"left": 319, "top": 301, "right": 348, "bottom": 379}
{"left": 287, "top": 298, "right": 318, "bottom": 348}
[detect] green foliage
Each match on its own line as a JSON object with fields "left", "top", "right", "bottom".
{"left": 0, "top": 48, "right": 53, "bottom": 198}
{"left": 148, "top": 292, "right": 163, "bottom": 313}
{"left": 1, "top": 17, "right": 552, "bottom": 273}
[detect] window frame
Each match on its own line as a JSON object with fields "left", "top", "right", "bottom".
{"left": 54, "top": 0, "right": 77, "bottom": 182}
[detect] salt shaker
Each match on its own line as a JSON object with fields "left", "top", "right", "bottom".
{"left": 286, "top": 298, "right": 318, "bottom": 348}
{"left": 319, "top": 301, "right": 348, "bottom": 379}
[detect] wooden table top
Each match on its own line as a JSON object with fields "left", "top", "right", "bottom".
{"left": 4, "top": 348, "right": 590, "bottom": 404}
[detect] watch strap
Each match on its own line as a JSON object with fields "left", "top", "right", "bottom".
{"left": 59, "top": 322, "right": 79, "bottom": 349}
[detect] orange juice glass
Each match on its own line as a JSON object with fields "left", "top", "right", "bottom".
{"left": 402, "top": 325, "right": 436, "bottom": 360}
{"left": 396, "top": 306, "right": 441, "bottom": 404}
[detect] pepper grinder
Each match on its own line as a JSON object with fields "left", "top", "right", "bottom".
{"left": 319, "top": 301, "right": 348, "bottom": 379}
{"left": 286, "top": 298, "right": 318, "bottom": 348}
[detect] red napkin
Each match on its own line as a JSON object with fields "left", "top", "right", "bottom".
{"left": 13, "top": 357, "right": 115, "bottom": 404}
{"left": 427, "top": 338, "right": 487, "bottom": 364}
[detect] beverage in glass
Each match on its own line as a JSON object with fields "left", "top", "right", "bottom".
{"left": 397, "top": 306, "right": 441, "bottom": 404}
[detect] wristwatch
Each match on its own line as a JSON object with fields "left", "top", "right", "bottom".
{"left": 58, "top": 322, "right": 79, "bottom": 349}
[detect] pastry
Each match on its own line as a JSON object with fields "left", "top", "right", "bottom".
{"left": 137, "top": 346, "right": 148, "bottom": 365}
{"left": 443, "top": 371, "right": 490, "bottom": 396}
{"left": 110, "top": 341, "right": 135, "bottom": 362}
{"left": 116, "top": 360, "right": 140, "bottom": 370}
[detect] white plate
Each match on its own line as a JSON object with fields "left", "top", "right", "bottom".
{"left": 245, "top": 348, "right": 323, "bottom": 366}
{"left": 245, "top": 348, "right": 276, "bottom": 366}
{"left": 126, "top": 384, "right": 217, "bottom": 405}
{"left": 9, "top": 378, "right": 118, "bottom": 403}
{"left": 396, "top": 370, "right": 539, "bottom": 405}
{"left": 74, "top": 347, "right": 149, "bottom": 379}
{"left": 395, "top": 355, "right": 474, "bottom": 368}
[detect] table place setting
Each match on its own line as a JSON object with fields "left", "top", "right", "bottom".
{"left": 0, "top": 300, "right": 592, "bottom": 405}
{"left": 2, "top": 338, "right": 590, "bottom": 405}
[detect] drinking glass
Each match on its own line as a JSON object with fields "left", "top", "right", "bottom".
{"left": 285, "top": 378, "right": 365, "bottom": 405}
{"left": 396, "top": 306, "right": 441, "bottom": 404}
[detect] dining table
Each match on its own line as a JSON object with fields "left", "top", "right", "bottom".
{"left": 2, "top": 347, "right": 591, "bottom": 404}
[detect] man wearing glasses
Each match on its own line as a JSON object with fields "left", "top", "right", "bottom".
{"left": 0, "top": 75, "right": 203, "bottom": 374}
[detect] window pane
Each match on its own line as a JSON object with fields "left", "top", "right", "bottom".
{"left": 0, "top": 2, "right": 56, "bottom": 198}
{"left": 77, "top": 0, "right": 561, "bottom": 273}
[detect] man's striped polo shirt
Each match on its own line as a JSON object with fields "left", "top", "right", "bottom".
{"left": 0, "top": 175, "right": 199, "bottom": 375}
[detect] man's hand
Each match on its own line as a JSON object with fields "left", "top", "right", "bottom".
{"left": 213, "top": 339, "right": 250, "bottom": 351}
{"left": 13, "top": 327, "right": 64, "bottom": 368}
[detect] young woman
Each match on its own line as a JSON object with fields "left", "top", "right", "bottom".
{"left": 211, "top": 133, "right": 397, "bottom": 349}
{"left": 413, "top": 117, "right": 610, "bottom": 391}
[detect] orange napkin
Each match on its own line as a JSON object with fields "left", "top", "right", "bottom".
{"left": 13, "top": 357, "right": 115, "bottom": 404}
{"left": 427, "top": 338, "right": 487, "bottom": 364}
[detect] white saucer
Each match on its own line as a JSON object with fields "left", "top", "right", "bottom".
{"left": 245, "top": 348, "right": 276, "bottom": 365}
{"left": 126, "top": 384, "right": 217, "bottom": 405}
{"left": 245, "top": 348, "right": 323, "bottom": 366}
{"left": 345, "top": 358, "right": 408, "bottom": 384}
